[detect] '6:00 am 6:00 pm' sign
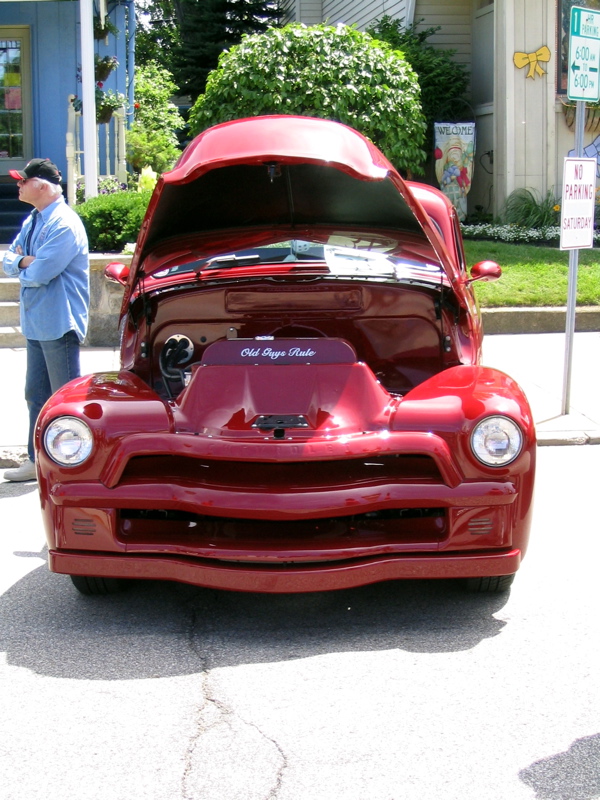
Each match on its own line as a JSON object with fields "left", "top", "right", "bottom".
{"left": 568, "top": 6, "right": 600, "bottom": 101}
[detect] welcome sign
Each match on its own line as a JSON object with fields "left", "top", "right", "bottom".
{"left": 434, "top": 122, "right": 476, "bottom": 221}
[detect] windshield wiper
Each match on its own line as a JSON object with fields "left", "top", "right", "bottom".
{"left": 202, "top": 254, "right": 261, "bottom": 270}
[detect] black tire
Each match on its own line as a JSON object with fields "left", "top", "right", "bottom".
{"left": 69, "top": 575, "right": 128, "bottom": 595}
{"left": 464, "top": 574, "right": 515, "bottom": 593}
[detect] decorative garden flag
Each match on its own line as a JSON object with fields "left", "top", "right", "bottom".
{"left": 569, "top": 133, "right": 600, "bottom": 178}
{"left": 434, "top": 123, "right": 476, "bottom": 220}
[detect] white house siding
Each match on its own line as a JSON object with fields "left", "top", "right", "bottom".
{"left": 492, "top": 0, "right": 559, "bottom": 211}
{"left": 284, "top": 0, "right": 413, "bottom": 30}
{"left": 508, "top": 0, "right": 553, "bottom": 198}
{"left": 284, "top": 0, "right": 470, "bottom": 63}
{"left": 321, "top": 0, "right": 409, "bottom": 29}
{"left": 471, "top": 4, "right": 494, "bottom": 106}
{"left": 282, "top": 0, "right": 324, "bottom": 25}
{"left": 413, "top": 1, "right": 472, "bottom": 66}
{"left": 281, "top": 0, "right": 293, "bottom": 23}
{"left": 469, "top": 3, "right": 494, "bottom": 214}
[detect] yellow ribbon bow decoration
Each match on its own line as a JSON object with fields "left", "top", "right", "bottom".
{"left": 513, "top": 46, "right": 551, "bottom": 79}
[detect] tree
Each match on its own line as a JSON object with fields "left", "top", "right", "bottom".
{"left": 188, "top": 23, "right": 427, "bottom": 174}
{"left": 126, "top": 62, "right": 185, "bottom": 173}
{"left": 366, "top": 16, "right": 470, "bottom": 148}
{"left": 175, "top": 0, "right": 282, "bottom": 98}
{"left": 227, "top": 0, "right": 282, "bottom": 40}
{"left": 174, "top": 0, "right": 234, "bottom": 98}
{"left": 134, "top": 0, "right": 183, "bottom": 75}
{"left": 135, "top": 0, "right": 283, "bottom": 99}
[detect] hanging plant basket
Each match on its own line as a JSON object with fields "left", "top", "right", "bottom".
{"left": 94, "top": 88, "right": 126, "bottom": 124}
{"left": 97, "top": 107, "right": 114, "bottom": 124}
{"left": 561, "top": 102, "right": 600, "bottom": 133}
{"left": 72, "top": 89, "right": 124, "bottom": 123}
{"left": 95, "top": 59, "right": 118, "bottom": 82}
{"left": 93, "top": 16, "right": 119, "bottom": 40}
{"left": 95, "top": 65, "right": 112, "bottom": 82}
{"left": 94, "top": 63, "right": 113, "bottom": 83}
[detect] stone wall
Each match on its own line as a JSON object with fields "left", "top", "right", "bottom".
{"left": 87, "top": 253, "right": 130, "bottom": 346}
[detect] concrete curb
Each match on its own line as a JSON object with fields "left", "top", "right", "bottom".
{"left": 537, "top": 432, "right": 600, "bottom": 446}
{"left": 482, "top": 306, "right": 600, "bottom": 334}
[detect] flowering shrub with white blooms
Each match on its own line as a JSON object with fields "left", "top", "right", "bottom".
{"left": 461, "top": 224, "right": 600, "bottom": 245}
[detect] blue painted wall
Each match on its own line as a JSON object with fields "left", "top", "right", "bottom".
{"left": 0, "top": 1, "right": 129, "bottom": 178}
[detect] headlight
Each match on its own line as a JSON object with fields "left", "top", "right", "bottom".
{"left": 44, "top": 417, "right": 93, "bottom": 466}
{"left": 471, "top": 416, "right": 523, "bottom": 466}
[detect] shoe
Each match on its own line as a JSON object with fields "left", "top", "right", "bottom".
{"left": 3, "top": 459, "right": 37, "bottom": 482}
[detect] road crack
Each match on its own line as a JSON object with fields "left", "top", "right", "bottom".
{"left": 178, "top": 600, "right": 287, "bottom": 800}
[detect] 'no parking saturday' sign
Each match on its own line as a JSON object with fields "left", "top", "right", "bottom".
{"left": 560, "top": 157, "right": 597, "bottom": 249}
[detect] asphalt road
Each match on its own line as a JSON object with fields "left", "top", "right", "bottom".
{"left": 0, "top": 446, "right": 598, "bottom": 800}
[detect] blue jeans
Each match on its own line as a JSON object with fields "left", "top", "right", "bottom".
{"left": 25, "top": 331, "right": 81, "bottom": 461}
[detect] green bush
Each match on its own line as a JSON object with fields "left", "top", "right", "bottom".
{"left": 126, "top": 62, "right": 184, "bottom": 174}
{"left": 127, "top": 127, "right": 182, "bottom": 174}
{"left": 76, "top": 191, "right": 152, "bottom": 252}
{"left": 189, "top": 23, "right": 427, "bottom": 174}
{"left": 501, "top": 188, "right": 560, "bottom": 228}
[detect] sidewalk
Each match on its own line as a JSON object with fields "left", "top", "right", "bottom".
{"left": 0, "top": 348, "right": 120, "bottom": 466}
{"left": 482, "top": 331, "right": 600, "bottom": 445}
{"left": 0, "top": 332, "right": 598, "bottom": 466}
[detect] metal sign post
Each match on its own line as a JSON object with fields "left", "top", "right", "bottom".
{"left": 562, "top": 7, "right": 600, "bottom": 414}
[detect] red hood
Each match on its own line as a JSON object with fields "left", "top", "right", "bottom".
{"left": 124, "top": 116, "right": 459, "bottom": 305}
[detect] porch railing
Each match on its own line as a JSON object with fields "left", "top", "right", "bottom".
{"left": 66, "top": 94, "right": 127, "bottom": 206}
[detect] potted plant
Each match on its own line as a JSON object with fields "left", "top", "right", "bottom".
{"left": 94, "top": 55, "right": 118, "bottom": 83}
{"left": 71, "top": 87, "right": 126, "bottom": 124}
{"left": 93, "top": 15, "right": 119, "bottom": 40}
{"left": 95, "top": 87, "right": 126, "bottom": 123}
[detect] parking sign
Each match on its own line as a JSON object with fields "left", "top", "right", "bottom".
{"left": 560, "top": 157, "right": 597, "bottom": 249}
{"left": 568, "top": 6, "right": 600, "bottom": 102}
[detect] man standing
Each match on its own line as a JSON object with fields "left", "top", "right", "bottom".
{"left": 2, "top": 158, "right": 89, "bottom": 481}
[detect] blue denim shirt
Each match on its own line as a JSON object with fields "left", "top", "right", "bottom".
{"left": 2, "top": 196, "right": 90, "bottom": 342}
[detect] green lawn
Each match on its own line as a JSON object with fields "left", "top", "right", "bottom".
{"left": 464, "top": 240, "right": 600, "bottom": 307}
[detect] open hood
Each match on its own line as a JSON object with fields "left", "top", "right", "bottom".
{"left": 124, "top": 116, "right": 458, "bottom": 304}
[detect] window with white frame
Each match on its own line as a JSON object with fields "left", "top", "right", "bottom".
{"left": 0, "top": 39, "right": 23, "bottom": 159}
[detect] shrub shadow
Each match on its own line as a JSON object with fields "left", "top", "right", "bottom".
{"left": 519, "top": 734, "right": 600, "bottom": 800}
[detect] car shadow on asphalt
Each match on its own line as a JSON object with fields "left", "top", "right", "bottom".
{"left": 0, "top": 479, "right": 39, "bottom": 498}
{"left": 0, "top": 556, "right": 511, "bottom": 680}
